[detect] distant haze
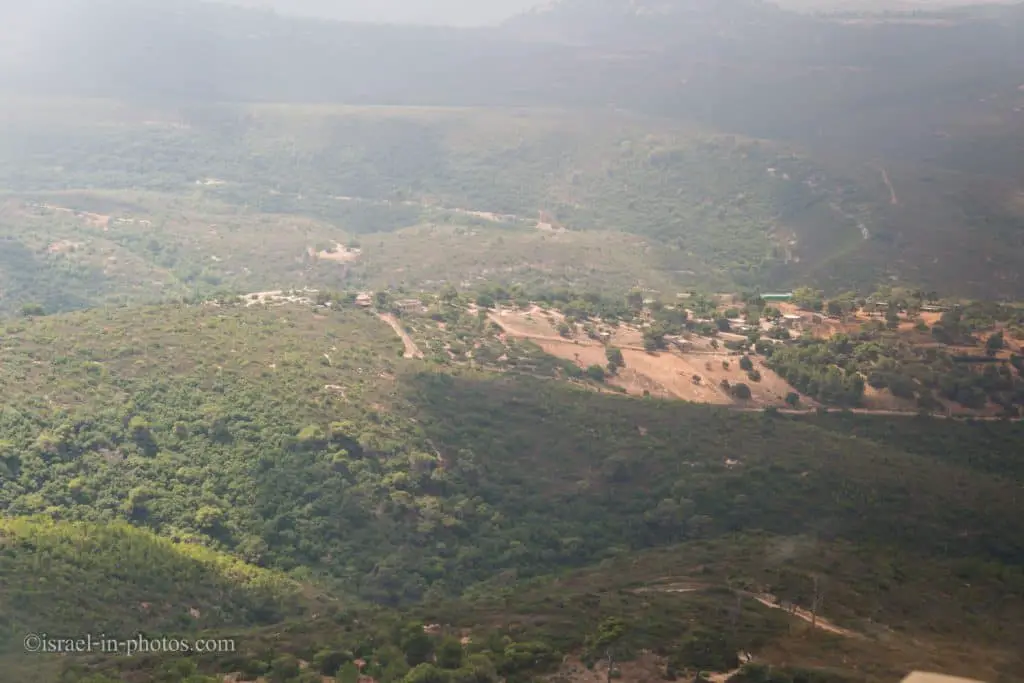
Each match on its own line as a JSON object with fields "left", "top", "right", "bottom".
{"left": 216, "top": 0, "right": 542, "bottom": 26}
{"left": 217, "top": 0, "right": 1022, "bottom": 25}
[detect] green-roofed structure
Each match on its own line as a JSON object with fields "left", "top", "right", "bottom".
{"left": 761, "top": 292, "right": 794, "bottom": 302}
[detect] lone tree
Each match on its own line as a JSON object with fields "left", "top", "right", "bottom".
{"left": 606, "top": 347, "right": 625, "bottom": 369}
{"left": 590, "top": 617, "right": 627, "bottom": 683}
{"left": 731, "top": 383, "right": 752, "bottom": 400}
{"left": 986, "top": 331, "right": 1005, "bottom": 356}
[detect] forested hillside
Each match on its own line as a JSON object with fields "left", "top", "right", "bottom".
{"left": 1, "top": 301, "right": 1022, "bottom": 599}
{"left": 1, "top": 2, "right": 1024, "bottom": 681}
{"left": 0, "top": 101, "right": 878, "bottom": 307}
{"left": 0, "top": 301, "right": 1022, "bottom": 682}
{"left": 6, "top": 98, "right": 1020, "bottom": 305}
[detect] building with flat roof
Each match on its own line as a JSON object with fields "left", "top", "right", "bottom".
{"left": 761, "top": 292, "right": 794, "bottom": 302}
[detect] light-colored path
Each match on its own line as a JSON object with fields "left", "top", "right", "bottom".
{"left": 379, "top": 313, "right": 424, "bottom": 359}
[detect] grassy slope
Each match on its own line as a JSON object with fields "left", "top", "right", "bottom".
{"left": 0, "top": 517, "right": 326, "bottom": 683}
{"left": 0, "top": 518, "right": 312, "bottom": 646}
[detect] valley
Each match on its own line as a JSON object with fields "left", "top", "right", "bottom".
{"left": 0, "top": 0, "right": 1023, "bottom": 682}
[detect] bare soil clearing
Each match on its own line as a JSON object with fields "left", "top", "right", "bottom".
{"left": 242, "top": 289, "right": 317, "bottom": 307}
{"left": 861, "top": 385, "right": 918, "bottom": 412}
{"left": 620, "top": 349, "right": 734, "bottom": 404}
{"left": 490, "top": 308, "right": 803, "bottom": 407}
{"left": 317, "top": 242, "right": 362, "bottom": 263}
{"left": 484, "top": 306, "right": 1024, "bottom": 420}
{"left": 37, "top": 203, "right": 111, "bottom": 229}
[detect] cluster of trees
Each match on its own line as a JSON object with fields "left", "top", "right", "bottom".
{"left": 762, "top": 326, "right": 1024, "bottom": 413}
{"left": 763, "top": 336, "right": 867, "bottom": 407}
{"left": 63, "top": 618, "right": 556, "bottom": 683}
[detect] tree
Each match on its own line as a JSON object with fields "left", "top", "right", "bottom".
{"left": 785, "top": 392, "right": 800, "bottom": 407}
{"left": 793, "top": 287, "right": 823, "bottom": 312}
{"left": 404, "top": 664, "right": 450, "bottom": 683}
{"left": 453, "top": 655, "right": 497, "bottom": 683}
{"left": 314, "top": 650, "right": 352, "bottom": 676}
{"left": 731, "top": 383, "right": 752, "bottom": 400}
{"left": 739, "top": 356, "right": 754, "bottom": 372}
{"left": 375, "top": 291, "right": 390, "bottom": 308}
{"left": 436, "top": 637, "right": 464, "bottom": 670}
{"left": 268, "top": 655, "right": 301, "bottom": 683}
{"left": 401, "top": 625, "right": 434, "bottom": 666}
{"left": 826, "top": 300, "right": 844, "bottom": 318}
{"left": 643, "top": 330, "right": 665, "bottom": 352}
{"left": 586, "top": 365, "right": 607, "bottom": 382}
{"left": 338, "top": 662, "right": 361, "bottom": 683}
{"left": 475, "top": 293, "right": 495, "bottom": 309}
{"left": 606, "top": 347, "right": 625, "bottom": 368}
{"left": 20, "top": 303, "right": 45, "bottom": 317}
{"left": 590, "top": 617, "right": 627, "bottom": 683}
{"left": 885, "top": 309, "right": 900, "bottom": 330}
{"left": 986, "top": 331, "right": 1005, "bottom": 356}
{"left": 440, "top": 286, "right": 459, "bottom": 304}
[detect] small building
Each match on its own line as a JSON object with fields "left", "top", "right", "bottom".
{"left": 761, "top": 292, "right": 794, "bottom": 302}
{"left": 355, "top": 293, "right": 372, "bottom": 307}
{"left": 395, "top": 299, "right": 424, "bottom": 313}
{"left": 667, "top": 337, "right": 692, "bottom": 352}
{"left": 781, "top": 313, "right": 804, "bottom": 329}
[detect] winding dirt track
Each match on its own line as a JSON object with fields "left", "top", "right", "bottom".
{"left": 379, "top": 313, "right": 424, "bottom": 359}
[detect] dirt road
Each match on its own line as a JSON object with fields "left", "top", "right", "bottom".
{"left": 379, "top": 313, "right": 424, "bottom": 359}
{"left": 880, "top": 166, "right": 899, "bottom": 205}
{"left": 736, "top": 407, "right": 1021, "bottom": 421}
{"left": 750, "top": 593, "right": 859, "bottom": 638}
{"left": 640, "top": 583, "right": 858, "bottom": 639}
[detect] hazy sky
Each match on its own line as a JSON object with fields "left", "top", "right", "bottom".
{"left": 217, "top": 0, "right": 1022, "bottom": 26}
{"left": 217, "top": 0, "right": 544, "bottom": 26}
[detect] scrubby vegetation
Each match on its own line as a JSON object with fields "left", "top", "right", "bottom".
{"left": 764, "top": 328, "right": 1024, "bottom": 413}
{"left": 3, "top": 5, "right": 1024, "bottom": 677}
{"left": 2, "top": 303, "right": 1022, "bottom": 614}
